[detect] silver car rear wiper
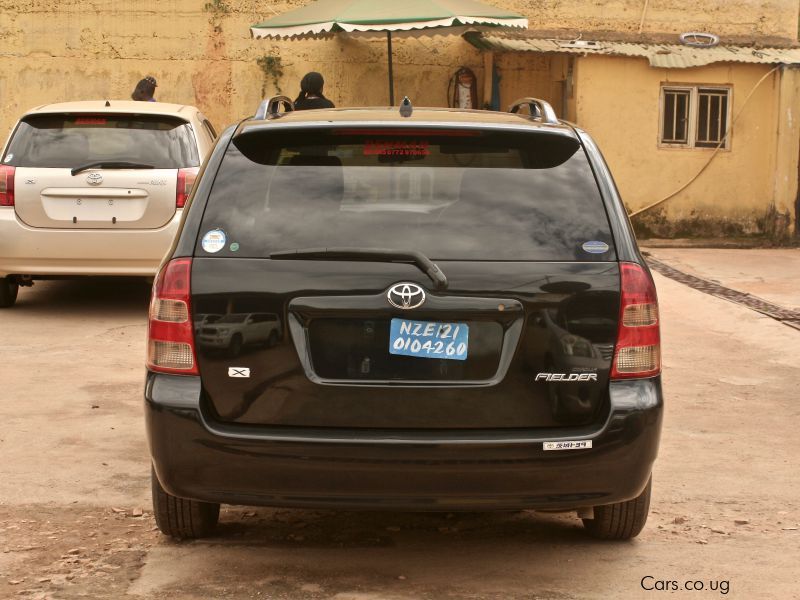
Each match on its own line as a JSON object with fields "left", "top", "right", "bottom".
{"left": 70, "top": 161, "right": 155, "bottom": 176}
{"left": 270, "top": 247, "right": 448, "bottom": 291}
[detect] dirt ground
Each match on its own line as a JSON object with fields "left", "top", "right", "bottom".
{"left": 1, "top": 266, "right": 799, "bottom": 599}
{"left": 644, "top": 248, "right": 800, "bottom": 311}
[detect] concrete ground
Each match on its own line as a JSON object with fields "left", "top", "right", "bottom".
{"left": 643, "top": 247, "right": 800, "bottom": 311}
{"left": 1, "top": 257, "right": 799, "bottom": 599}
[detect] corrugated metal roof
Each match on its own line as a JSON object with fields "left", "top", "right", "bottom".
{"left": 464, "top": 32, "right": 800, "bottom": 68}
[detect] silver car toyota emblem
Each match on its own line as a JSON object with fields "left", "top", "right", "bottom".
{"left": 387, "top": 283, "right": 426, "bottom": 310}
{"left": 86, "top": 172, "right": 103, "bottom": 186}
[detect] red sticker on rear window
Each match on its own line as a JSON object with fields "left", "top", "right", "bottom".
{"left": 364, "top": 140, "right": 430, "bottom": 157}
{"left": 74, "top": 117, "right": 107, "bottom": 125}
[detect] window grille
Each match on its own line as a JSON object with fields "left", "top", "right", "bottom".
{"left": 660, "top": 86, "right": 731, "bottom": 149}
{"left": 696, "top": 88, "right": 729, "bottom": 148}
{"left": 662, "top": 89, "right": 690, "bottom": 144}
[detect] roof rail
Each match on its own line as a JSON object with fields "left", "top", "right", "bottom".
{"left": 254, "top": 95, "right": 295, "bottom": 120}
{"left": 508, "top": 98, "right": 559, "bottom": 125}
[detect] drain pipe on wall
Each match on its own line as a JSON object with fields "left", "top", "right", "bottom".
{"left": 628, "top": 65, "right": 781, "bottom": 218}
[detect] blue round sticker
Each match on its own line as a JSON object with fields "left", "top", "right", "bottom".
{"left": 582, "top": 241, "right": 609, "bottom": 254}
{"left": 201, "top": 229, "right": 227, "bottom": 253}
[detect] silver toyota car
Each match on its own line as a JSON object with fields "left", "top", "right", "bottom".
{"left": 0, "top": 100, "right": 216, "bottom": 307}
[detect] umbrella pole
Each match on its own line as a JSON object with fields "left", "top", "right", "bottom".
{"left": 387, "top": 31, "right": 395, "bottom": 106}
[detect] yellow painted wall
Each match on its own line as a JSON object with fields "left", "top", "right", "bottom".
{"left": 575, "top": 56, "right": 794, "bottom": 236}
{"left": 0, "top": 0, "right": 797, "bottom": 236}
{"left": 1, "top": 0, "right": 797, "bottom": 139}
{"left": 772, "top": 66, "right": 800, "bottom": 236}
{"left": 495, "top": 52, "right": 562, "bottom": 110}
{"left": 0, "top": 0, "right": 502, "bottom": 139}
{"left": 491, "top": 0, "right": 797, "bottom": 41}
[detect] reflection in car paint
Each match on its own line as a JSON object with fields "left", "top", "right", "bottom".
{"left": 524, "top": 289, "right": 616, "bottom": 423}
{"left": 196, "top": 312, "right": 283, "bottom": 358}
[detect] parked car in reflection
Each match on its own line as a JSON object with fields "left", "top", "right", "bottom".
{"left": 193, "top": 313, "right": 222, "bottom": 336}
{"left": 527, "top": 298, "right": 616, "bottom": 422}
{"left": 196, "top": 312, "right": 281, "bottom": 356}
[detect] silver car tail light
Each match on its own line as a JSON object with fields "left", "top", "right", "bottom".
{"left": 0, "top": 165, "right": 15, "bottom": 206}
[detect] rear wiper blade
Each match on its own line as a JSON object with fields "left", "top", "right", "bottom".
{"left": 71, "top": 161, "right": 155, "bottom": 176}
{"left": 270, "top": 247, "right": 448, "bottom": 291}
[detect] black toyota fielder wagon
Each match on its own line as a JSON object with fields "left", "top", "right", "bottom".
{"left": 145, "top": 98, "right": 663, "bottom": 540}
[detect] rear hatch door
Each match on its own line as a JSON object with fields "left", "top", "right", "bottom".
{"left": 4, "top": 113, "right": 199, "bottom": 229}
{"left": 191, "top": 125, "right": 620, "bottom": 430}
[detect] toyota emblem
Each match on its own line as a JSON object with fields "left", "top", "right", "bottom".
{"left": 86, "top": 172, "right": 103, "bottom": 186}
{"left": 387, "top": 283, "right": 426, "bottom": 310}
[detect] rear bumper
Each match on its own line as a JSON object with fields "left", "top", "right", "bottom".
{"left": 145, "top": 372, "right": 663, "bottom": 511}
{"left": 0, "top": 208, "right": 181, "bottom": 277}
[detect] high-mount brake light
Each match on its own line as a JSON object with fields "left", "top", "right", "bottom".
{"left": 147, "top": 258, "right": 198, "bottom": 375}
{"left": 611, "top": 262, "right": 661, "bottom": 379}
{"left": 176, "top": 167, "right": 199, "bottom": 209}
{"left": 333, "top": 128, "right": 480, "bottom": 137}
{"left": 0, "top": 165, "right": 15, "bottom": 206}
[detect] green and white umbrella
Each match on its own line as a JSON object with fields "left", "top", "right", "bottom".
{"left": 251, "top": 0, "right": 527, "bottom": 104}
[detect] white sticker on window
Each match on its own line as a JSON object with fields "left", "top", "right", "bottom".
{"left": 543, "top": 440, "right": 593, "bottom": 451}
{"left": 3, "top": 154, "right": 13, "bottom": 163}
{"left": 201, "top": 229, "right": 226, "bottom": 253}
{"left": 582, "top": 241, "right": 609, "bottom": 254}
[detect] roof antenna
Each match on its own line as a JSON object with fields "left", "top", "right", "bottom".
{"left": 105, "top": 100, "right": 111, "bottom": 107}
{"left": 399, "top": 96, "right": 413, "bottom": 118}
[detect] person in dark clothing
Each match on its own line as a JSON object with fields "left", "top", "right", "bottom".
{"left": 131, "top": 76, "right": 157, "bottom": 102}
{"left": 294, "top": 72, "right": 335, "bottom": 110}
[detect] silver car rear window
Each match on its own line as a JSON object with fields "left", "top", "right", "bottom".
{"left": 3, "top": 114, "right": 199, "bottom": 169}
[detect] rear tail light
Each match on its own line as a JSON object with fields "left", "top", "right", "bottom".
{"left": 147, "top": 258, "right": 198, "bottom": 375}
{"left": 176, "top": 167, "right": 199, "bottom": 209}
{"left": 611, "top": 262, "right": 661, "bottom": 379}
{"left": 0, "top": 165, "right": 15, "bottom": 206}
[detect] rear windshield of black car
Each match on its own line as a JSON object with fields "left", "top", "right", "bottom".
{"left": 2, "top": 114, "right": 199, "bottom": 169}
{"left": 197, "top": 127, "right": 616, "bottom": 261}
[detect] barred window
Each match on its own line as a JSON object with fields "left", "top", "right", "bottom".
{"left": 696, "top": 88, "right": 729, "bottom": 148}
{"left": 662, "top": 89, "right": 690, "bottom": 144}
{"left": 660, "top": 86, "right": 731, "bottom": 149}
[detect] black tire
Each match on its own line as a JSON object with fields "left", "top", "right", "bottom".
{"left": 0, "top": 277, "right": 19, "bottom": 308}
{"left": 266, "top": 331, "right": 279, "bottom": 348}
{"left": 227, "top": 334, "right": 243, "bottom": 358}
{"left": 583, "top": 478, "right": 652, "bottom": 540}
{"left": 151, "top": 468, "right": 220, "bottom": 539}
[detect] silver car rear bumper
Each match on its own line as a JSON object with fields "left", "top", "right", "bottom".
{"left": 0, "top": 208, "right": 181, "bottom": 277}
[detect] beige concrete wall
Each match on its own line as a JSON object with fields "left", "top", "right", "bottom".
{"left": 494, "top": 52, "right": 563, "bottom": 110}
{"left": 1, "top": 0, "right": 797, "bottom": 141}
{"left": 0, "top": 0, "right": 491, "bottom": 141}
{"left": 493, "top": 0, "right": 798, "bottom": 41}
{"left": 772, "top": 66, "right": 800, "bottom": 238}
{"left": 574, "top": 55, "right": 790, "bottom": 236}
{"left": 0, "top": 0, "right": 796, "bottom": 237}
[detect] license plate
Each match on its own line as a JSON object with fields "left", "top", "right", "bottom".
{"left": 389, "top": 318, "right": 469, "bottom": 361}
